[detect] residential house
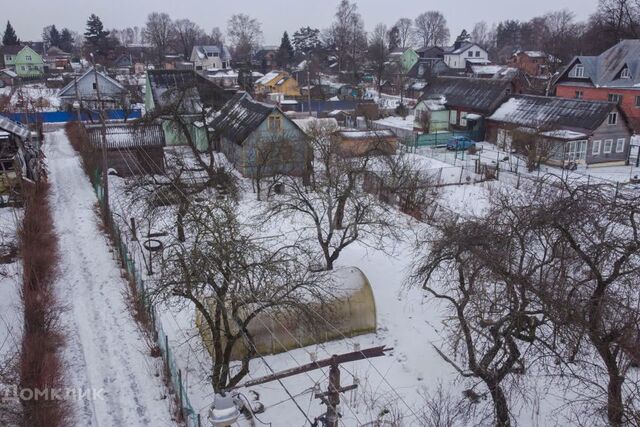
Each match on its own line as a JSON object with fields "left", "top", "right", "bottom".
{"left": 211, "top": 92, "right": 312, "bottom": 178}
{"left": 58, "top": 67, "right": 130, "bottom": 110}
{"left": 84, "top": 123, "right": 166, "bottom": 176}
{"left": 203, "top": 69, "right": 238, "bottom": 88}
{"left": 508, "top": 51, "right": 557, "bottom": 77}
{"left": 190, "top": 45, "right": 232, "bottom": 71}
{"left": 44, "top": 46, "right": 71, "bottom": 72}
{"left": 405, "top": 58, "right": 451, "bottom": 98}
{"left": 145, "top": 69, "right": 235, "bottom": 150}
{"left": 487, "top": 95, "right": 632, "bottom": 166}
{"left": 415, "top": 46, "right": 445, "bottom": 60}
{"left": 443, "top": 42, "right": 490, "bottom": 70}
{"left": 3, "top": 46, "right": 45, "bottom": 79}
{"left": 389, "top": 48, "right": 419, "bottom": 73}
{"left": 554, "top": 39, "right": 640, "bottom": 131}
{"left": 413, "top": 96, "right": 450, "bottom": 133}
{"left": 337, "top": 130, "right": 398, "bottom": 157}
{"left": 420, "top": 76, "right": 514, "bottom": 134}
{"left": 254, "top": 71, "right": 301, "bottom": 97}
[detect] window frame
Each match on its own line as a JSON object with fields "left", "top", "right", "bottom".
{"left": 608, "top": 93, "right": 622, "bottom": 103}
{"left": 608, "top": 112, "right": 618, "bottom": 125}
{"left": 573, "top": 64, "right": 585, "bottom": 78}
{"left": 604, "top": 139, "right": 613, "bottom": 154}
{"left": 616, "top": 138, "right": 625, "bottom": 153}
{"left": 621, "top": 67, "right": 631, "bottom": 79}
{"left": 592, "top": 139, "right": 601, "bottom": 155}
{"left": 575, "top": 90, "right": 583, "bottom": 99}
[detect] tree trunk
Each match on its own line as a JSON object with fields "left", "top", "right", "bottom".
{"left": 177, "top": 201, "right": 187, "bottom": 242}
{"left": 335, "top": 195, "right": 347, "bottom": 229}
{"left": 488, "top": 382, "right": 510, "bottom": 427}
{"left": 606, "top": 367, "right": 625, "bottom": 426}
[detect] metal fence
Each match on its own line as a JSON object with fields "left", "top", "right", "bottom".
{"left": 92, "top": 177, "right": 201, "bottom": 427}
{"left": 2, "top": 109, "right": 142, "bottom": 124}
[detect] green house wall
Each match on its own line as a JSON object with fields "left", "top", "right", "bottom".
{"left": 13, "top": 47, "right": 44, "bottom": 78}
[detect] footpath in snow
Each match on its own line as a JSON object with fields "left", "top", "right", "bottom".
{"left": 45, "top": 129, "right": 176, "bottom": 427}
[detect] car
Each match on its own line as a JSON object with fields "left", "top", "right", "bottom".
{"left": 446, "top": 136, "right": 476, "bottom": 151}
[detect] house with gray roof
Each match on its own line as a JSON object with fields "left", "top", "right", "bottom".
{"left": 59, "top": 67, "right": 129, "bottom": 110}
{"left": 486, "top": 95, "right": 632, "bottom": 166}
{"left": 555, "top": 39, "right": 640, "bottom": 131}
{"left": 190, "top": 45, "right": 232, "bottom": 71}
{"left": 211, "top": 92, "right": 311, "bottom": 178}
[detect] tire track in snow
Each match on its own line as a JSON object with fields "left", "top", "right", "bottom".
{"left": 45, "top": 129, "right": 175, "bottom": 427}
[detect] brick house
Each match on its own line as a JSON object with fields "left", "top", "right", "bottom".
{"left": 554, "top": 39, "right": 640, "bottom": 131}
{"left": 487, "top": 95, "right": 632, "bottom": 167}
{"left": 507, "top": 51, "right": 556, "bottom": 77}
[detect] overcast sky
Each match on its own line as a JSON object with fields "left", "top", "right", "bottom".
{"left": 6, "top": 0, "right": 599, "bottom": 45}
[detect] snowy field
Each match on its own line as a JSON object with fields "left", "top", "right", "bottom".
{"left": 10, "top": 84, "right": 60, "bottom": 112}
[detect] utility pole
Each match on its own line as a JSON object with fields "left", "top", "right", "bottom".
{"left": 306, "top": 61, "right": 312, "bottom": 117}
{"left": 228, "top": 345, "right": 392, "bottom": 426}
{"left": 90, "top": 55, "right": 110, "bottom": 219}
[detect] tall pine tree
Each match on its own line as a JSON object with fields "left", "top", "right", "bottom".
{"left": 84, "top": 14, "right": 109, "bottom": 47}
{"left": 59, "top": 28, "right": 74, "bottom": 53}
{"left": 277, "top": 31, "right": 294, "bottom": 67}
{"left": 2, "top": 21, "right": 20, "bottom": 46}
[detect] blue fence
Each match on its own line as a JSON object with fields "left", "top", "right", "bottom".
{"left": 413, "top": 129, "right": 483, "bottom": 148}
{"left": 2, "top": 109, "right": 142, "bottom": 124}
{"left": 295, "top": 100, "right": 358, "bottom": 113}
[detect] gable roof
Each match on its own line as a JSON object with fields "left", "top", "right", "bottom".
{"left": 406, "top": 58, "right": 451, "bottom": 79}
{"left": 211, "top": 92, "right": 276, "bottom": 144}
{"left": 192, "top": 45, "right": 231, "bottom": 61}
{"left": 488, "top": 95, "right": 620, "bottom": 132}
{"left": 59, "top": 67, "right": 127, "bottom": 98}
{"left": 420, "top": 76, "right": 512, "bottom": 114}
{"left": 255, "top": 71, "right": 283, "bottom": 86}
{"left": 559, "top": 40, "right": 640, "bottom": 88}
{"left": 443, "top": 42, "right": 484, "bottom": 55}
{"left": 147, "top": 69, "right": 234, "bottom": 113}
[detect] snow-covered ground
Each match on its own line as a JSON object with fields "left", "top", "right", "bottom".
{"left": 10, "top": 84, "right": 60, "bottom": 112}
{"left": 0, "top": 207, "right": 22, "bottom": 368}
{"left": 44, "top": 129, "right": 176, "bottom": 427}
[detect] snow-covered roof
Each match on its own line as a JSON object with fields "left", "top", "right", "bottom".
{"left": 0, "top": 69, "right": 17, "bottom": 78}
{"left": 292, "top": 117, "right": 339, "bottom": 134}
{"left": 255, "top": 71, "right": 282, "bottom": 86}
{"left": 540, "top": 130, "right": 588, "bottom": 140}
{"left": 0, "top": 115, "right": 30, "bottom": 139}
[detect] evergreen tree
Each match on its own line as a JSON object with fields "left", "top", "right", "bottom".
{"left": 59, "top": 28, "right": 74, "bottom": 53}
{"left": 455, "top": 29, "right": 471, "bottom": 44}
{"left": 292, "top": 26, "right": 321, "bottom": 55}
{"left": 43, "top": 25, "right": 61, "bottom": 48}
{"left": 2, "top": 21, "right": 19, "bottom": 46}
{"left": 277, "top": 31, "right": 294, "bottom": 67}
{"left": 84, "top": 14, "right": 110, "bottom": 47}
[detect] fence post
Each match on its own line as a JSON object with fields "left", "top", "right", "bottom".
{"left": 165, "top": 334, "right": 169, "bottom": 367}
{"left": 178, "top": 369, "right": 184, "bottom": 420}
{"left": 198, "top": 414, "right": 202, "bottom": 427}
{"left": 459, "top": 166, "right": 464, "bottom": 184}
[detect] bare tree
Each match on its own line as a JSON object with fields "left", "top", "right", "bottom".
{"left": 268, "top": 121, "right": 396, "bottom": 270}
{"left": 226, "top": 14, "right": 263, "bottom": 63}
{"left": 510, "top": 124, "right": 559, "bottom": 172}
{"left": 414, "top": 11, "right": 450, "bottom": 47}
{"left": 209, "top": 26, "right": 224, "bottom": 46}
{"left": 324, "top": 0, "right": 368, "bottom": 77}
{"left": 394, "top": 18, "right": 415, "bottom": 49}
{"left": 368, "top": 23, "right": 390, "bottom": 94}
{"left": 152, "top": 200, "right": 328, "bottom": 391}
{"left": 173, "top": 18, "right": 205, "bottom": 59}
{"left": 143, "top": 12, "right": 174, "bottom": 63}
{"left": 471, "top": 21, "right": 492, "bottom": 50}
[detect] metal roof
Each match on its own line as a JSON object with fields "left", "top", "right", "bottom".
{"left": 488, "top": 95, "right": 619, "bottom": 132}
{"left": 420, "top": 76, "right": 512, "bottom": 114}
{"left": 0, "top": 115, "right": 30, "bottom": 139}
{"left": 84, "top": 123, "right": 165, "bottom": 149}
{"left": 211, "top": 92, "right": 275, "bottom": 145}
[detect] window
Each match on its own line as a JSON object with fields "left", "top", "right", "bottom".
{"left": 92, "top": 83, "right": 97, "bottom": 89}
{"left": 608, "top": 94, "right": 622, "bottom": 103}
{"left": 572, "top": 64, "right": 585, "bottom": 78}
{"left": 207, "top": 52, "right": 213, "bottom": 57}
{"left": 460, "top": 112, "right": 468, "bottom": 127}
{"left": 616, "top": 138, "right": 625, "bottom": 153}
{"left": 6, "top": 55, "right": 11, "bottom": 61}
{"left": 592, "top": 140, "right": 601, "bottom": 155}
{"left": 604, "top": 139, "right": 613, "bottom": 153}
{"left": 449, "top": 110, "right": 458, "bottom": 125}
{"left": 565, "top": 140, "right": 587, "bottom": 162}
{"left": 21, "top": 66, "right": 25, "bottom": 71}
{"left": 268, "top": 115, "right": 282, "bottom": 131}
{"left": 468, "top": 51, "right": 473, "bottom": 57}
{"left": 475, "top": 51, "right": 480, "bottom": 57}
{"left": 608, "top": 112, "right": 618, "bottom": 125}
{"left": 25, "top": 55, "right": 32, "bottom": 61}
{"left": 575, "top": 90, "right": 584, "bottom": 99}
{"left": 621, "top": 67, "right": 631, "bottom": 79}
{"left": 636, "top": 96, "right": 640, "bottom": 107}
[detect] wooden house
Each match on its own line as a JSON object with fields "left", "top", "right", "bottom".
{"left": 84, "top": 123, "right": 166, "bottom": 176}
{"left": 58, "top": 67, "right": 129, "bottom": 110}
{"left": 487, "top": 95, "right": 632, "bottom": 167}
{"left": 145, "top": 69, "right": 235, "bottom": 151}
{"left": 211, "top": 92, "right": 312, "bottom": 178}
{"left": 254, "top": 71, "right": 301, "bottom": 98}
{"left": 337, "top": 130, "right": 398, "bottom": 157}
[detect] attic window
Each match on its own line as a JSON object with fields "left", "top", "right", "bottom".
{"left": 572, "top": 64, "right": 585, "bottom": 78}
{"left": 475, "top": 51, "right": 480, "bottom": 57}
{"left": 620, "top": 67, "right": 631, "bottom": 79}
{"left": 268, "top": 115, "right": 282, "bottom": 131}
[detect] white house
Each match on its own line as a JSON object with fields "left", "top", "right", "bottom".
{"left": 58, "top": 67, "right": 129, "bottom": 110}
{"left": 443, "top": 42, "right": 489, "bottom": 70}
{"left": 190, "top": 45, "right": 232, "bottom": 71}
